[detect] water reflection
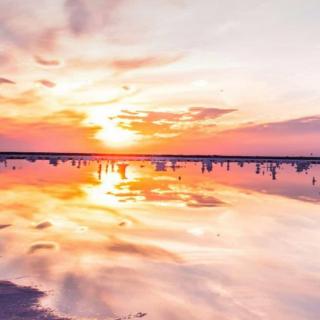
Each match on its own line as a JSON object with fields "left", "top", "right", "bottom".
{"left": 1, "top": 154, "right": 320, "bottom": 319}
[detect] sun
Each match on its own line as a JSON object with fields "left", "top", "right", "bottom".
{"left": 96, "top": 122, "right": 138, "bottom": 147}
{"left": 85, "top": 108, "right": 138, "bottom": 147}
{"left": 85, "top": 107, "right": 140, "bottom": 147}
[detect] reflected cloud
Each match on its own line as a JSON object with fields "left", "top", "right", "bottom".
{"left": 106, "top": 239, "right": 181, "bottom": 262}
{"left": 28, "top": 241, "right": 59, "bottom": 254}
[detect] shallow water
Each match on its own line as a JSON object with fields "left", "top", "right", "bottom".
{"left": 1, "top": 156, "right": 320, "bottom": 320}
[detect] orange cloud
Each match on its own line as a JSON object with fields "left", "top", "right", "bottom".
{"left": 0, "top": 111, "right": 104, "bottom": 152}
{"left": 0, "top": 90, "right": 42, "bottom": 107}
{"left": 115, "top": 107, "right": 235, "bottom": 137}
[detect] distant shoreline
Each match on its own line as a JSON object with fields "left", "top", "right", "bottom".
{"left": 0, "top": 151, "right": 319, "bottom": 161}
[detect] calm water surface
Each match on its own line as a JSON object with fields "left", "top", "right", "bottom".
{"left": 1, "top": 156, "right": 320, "bottom": 320}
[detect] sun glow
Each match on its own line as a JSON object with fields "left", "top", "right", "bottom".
{"left": 86, "top": 108, "right": 139, "bottom": 147}
{"left": 96, "top": 122, "right": 138, "bottom": 147}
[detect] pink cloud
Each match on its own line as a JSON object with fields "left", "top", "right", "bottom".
{"left": 64, "top": 0, "right": 125, "bottom": 35}
{"left": 0, "top": 77, "right": 15, "bottom": 85}
{"left": 170, "top": 116, "right": 320, "bottom": 156}
{"left": 65, "top": 0, "right": 90, "bottom": 35}
{"left": 34, "top": 55, "right": 61, "bottom": 67}
{"left": 110, "top": 55, "right": 182, "bottom": 71}
{"left": 37, "top": 79, "right": 56, "bottom": 88}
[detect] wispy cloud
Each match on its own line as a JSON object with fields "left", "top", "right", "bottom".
{"left": 0, "top": 224, "right": 12, "bottom": 230}
{"left": 64, "top": 0, "right": 125, "bottom": 35}
{"left": 65, "top": 0, "right": 90, "bottom": 35}
{"left": 0, "top": 77, "right": 15, "bottom": 85}
{"left": 0, "top": 90, "right": 41, "bottom": 107}
{"left": 37, "top": 79, "right": 56, "bottom": 88}
{"left": 34, "top": 55, "right": 61, "bottom": 67}
{"left": 110, "top": 55, "right": 183, "bottom": 72}
{"left": 170, "top": 115, "right": 320, "bottom": 155}
{"left": 115, "top": 107, "right": 236, "bottom": 136}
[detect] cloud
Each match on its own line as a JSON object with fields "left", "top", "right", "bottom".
{"left": 110, "top": 113, "right": 320, "bottom": 156}
{"left": 35, "top": 221, "right": 53, "bottom": 229}
{"left": 116, "top": 107, "right": 235, "bottom": 137}
{"left": 68, "top": 54, "right": 183, "bottom": 74}
{"left": 188, "top": 107, "right": 234, "bottom": 121}
{"left": 210, "top": 115, "right": 320, "bottom": 155}
{"left": 118, "top": 107, "right": 235, "bottom": 123}
{"left": 65, "top": 0, "right": 90, "bottom": 35}
{"left": 0, "top": 77, "right": 15, "bottom": 85}
{"left": 0, "top": 224, "right": 12, "bottom": 230}
{"left": 164, "top": 115, "right": 320, "bottom": 156}
{"left": 0, "top": 0, "right": 64, "bottom": 51}
{"left": 34, "top": 55, "right": 61, "bottom": 66}
{"left": 0, "top": 111, "right": 104, "bottom": 152}
{"left": 0, "top": 89, "right": 42, "bottom": 107}
{"left": 235, "top": 116, "right": 320, "bottom": 135}
{"left": 64, "top": 0, "right": 124, "bottom": 36}
{"left": 37, "top": 79, "right": 56, "bottom": 88}
{"left": 110, "top": 55, "right": 182, "bottom": 71}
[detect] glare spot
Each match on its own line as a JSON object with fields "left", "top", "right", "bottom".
{"left": 192, "top": 80, "right": 209, "bottom": 88}
{"left": 188, "top": 227, "right": 205, "bottom": 237}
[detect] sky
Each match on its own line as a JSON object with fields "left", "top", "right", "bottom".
{"left": 0, "top": 0, "right": 320, "bottom": 155}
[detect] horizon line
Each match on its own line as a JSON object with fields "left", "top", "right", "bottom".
{"left": 0, "top": 151, "right": 319, "bottom": 161}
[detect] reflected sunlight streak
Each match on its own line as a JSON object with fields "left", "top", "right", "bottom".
{"left": 84, "top": 163, "right": 140, "bottom": 207}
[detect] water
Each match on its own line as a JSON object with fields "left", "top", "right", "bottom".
{"left": 1, "top": 155, "right": 320, "bottom": 320}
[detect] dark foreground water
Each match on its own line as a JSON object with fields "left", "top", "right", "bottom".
{"left": 1, "top": 155, "right": 320, "bottom": 320}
